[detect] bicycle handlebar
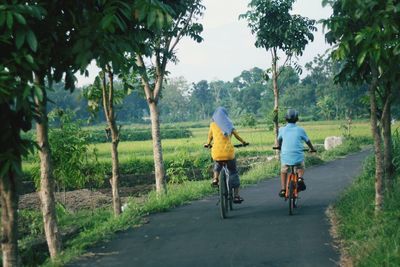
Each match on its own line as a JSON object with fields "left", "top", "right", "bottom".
{"left": 273, "top": 147, "right": 316, "bottom": 152}
{"left": 204, "top": 143, "right": 249, "bottom": 149}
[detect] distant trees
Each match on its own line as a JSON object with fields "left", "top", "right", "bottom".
{"left": 47, "top": 53, "right": 371, "bottom": 126}
{"left": 159, "top": 77, "right": 191, "bottom": 122}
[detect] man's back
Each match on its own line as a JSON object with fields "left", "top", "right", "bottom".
{"left": 278, "top": 123, "right": 309, "bottom": 165}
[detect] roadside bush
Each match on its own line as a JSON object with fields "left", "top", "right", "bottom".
{"left": 44, "top": 110, "right": 105, "bottom": 191}
{"left": 332, "top": 131, "right": 400, "bottom": 266}
{"left": 239, "top": 113, "right": 257, "bottom": 127}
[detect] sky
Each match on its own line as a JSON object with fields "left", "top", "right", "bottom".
{"left": 77, "top": 0, "right": 333, "bottom": 86}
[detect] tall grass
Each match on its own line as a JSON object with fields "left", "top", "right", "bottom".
{"left": 332, "top": 134, "right": 400, "bottom": 266}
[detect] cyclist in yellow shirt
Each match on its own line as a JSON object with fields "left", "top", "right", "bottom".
{"left": 204, "top": 107, "right": 249, "bottom": 204}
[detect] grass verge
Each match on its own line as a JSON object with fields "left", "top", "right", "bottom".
{"left": 329, "top": 155, "right": 400, "bottom": 267}
{"left": 39, "top": 137, "right": 368, "bottom": 266}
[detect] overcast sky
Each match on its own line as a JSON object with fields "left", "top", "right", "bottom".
{"left": 77, "top": 0, "right": 332, "bottom": 86}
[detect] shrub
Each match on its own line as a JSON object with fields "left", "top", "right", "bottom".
{"left": 85, "top": 127, "right": 192, "bottom": 143}
{"left": 240, "top": 113, "right": 257, "bottom": 127}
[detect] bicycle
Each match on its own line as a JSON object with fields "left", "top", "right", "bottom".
{"left": 205, "top": 143, "right": 248, "bottom": 219}
{"left": 273, "top": 147, "right": 312, "bottom": 215}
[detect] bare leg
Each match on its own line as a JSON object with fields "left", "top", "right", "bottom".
{"left": 212, "top": 171, "right": 219, "bottom": 184}
{"left": 297, "top": 169, "right": 304, "bottom": 178}
{"left": 234, "top": 187, "right": 239, "bottom": 197}
{"left": 280, "top": 172, "right": 287, "bottom": 190}
{"left": 213, "top": 171, "right": 219, "bottom": 180}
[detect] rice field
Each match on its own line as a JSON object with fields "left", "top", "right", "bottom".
{"left": 23, "top": 119, "right": 397, "bottom": 176}
{"left": 93, "top": 120, "right": 374, "bottom": 164}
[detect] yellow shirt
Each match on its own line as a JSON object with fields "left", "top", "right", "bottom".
{"left": 206, "top": 122, "right": 245, "bottom": 161}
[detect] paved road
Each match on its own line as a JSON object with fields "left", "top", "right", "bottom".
{"left": 69, "top": 150, "right": 370, "bottom": 267}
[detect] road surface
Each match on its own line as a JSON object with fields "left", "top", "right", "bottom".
{"left": 69, "top": 150, "right": 370, "bottom": 267}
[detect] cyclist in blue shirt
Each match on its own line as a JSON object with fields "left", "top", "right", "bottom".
{"left": 277, "top": 109, "right": 316, "bottom": 197}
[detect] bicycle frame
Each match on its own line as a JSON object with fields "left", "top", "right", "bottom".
{"left": 273, "top": 146, "right": 312, "bottom": 215}
{"left": 219, "top": 163, "right": 233, "bottom": 219}
{"left": 204, "top": 143, "right": 248, "bottom": 219}
{"left": 286, "top": 165, "right": 299, "bottom": 215}
{"left": 285, "top": 166, "right": 298, "bottom": 199}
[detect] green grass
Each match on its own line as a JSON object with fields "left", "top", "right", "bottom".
{"left": 333, "top": 156, "right": 400, "bottom": 267}
{"left": 37, "top": 137, "right": 367, "bottom": 267}
{"left": 22, "top": 120, "right": 373, "bottom": 178}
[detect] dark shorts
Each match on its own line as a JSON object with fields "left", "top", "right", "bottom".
{"left": 213, "top": 158, "right": 240, "bottom": 188}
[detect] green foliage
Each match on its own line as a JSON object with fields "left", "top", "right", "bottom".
{"left": 85, "top": 127, "right": 192, "bottom": 143}
{"left": 240, "top": 0, "right": 316, "bottom": 57}
{"left": 265, "top": 108, "right": 286, "bottom": 131}
{"left": 317, "top": 95, "right": 336, "bottom": 120}
{"left": 333, "top": 151, "right": 400, "bottom": 266}
{"left": 44, "top": 110, "right": 105, "bottom": 190}
{"left": 323, "top": 0, "right": 400, "bottom": 85}
{"left": 18, "top": 210, "right": 43, "bottom": 237}
{"left": 166, "top": 156, "right": 190, "bottom": 184}
{"left": 0, "top": 2, "right": 45, "bottom": 180}
{"left": 239, "top": 113, "right": 257, "bottom": 127}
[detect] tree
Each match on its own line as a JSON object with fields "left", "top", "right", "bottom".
{"left": 135, "top": 0, "right": 204, "bottom": 194}
{"left": 28, "top": 1, "right": 103, "bottom": 259}
{"left": 159, "top": 77, "right": 190, "bottom": 122}
{"left": 323, "top": 0, "right": 400, "bottom": 212}
{"left": 84, "top": 68, "right": 126, "bottom": 215}
{"left": 0, "top": 3, "right": 46, "bottom": 265}
{"left": 84, "top": 0, "right": 172, "bottom": 214}
{"left": 302, "top": 53, "right": 368, "bottom": 120}
{"left": 231, "top": 67, "right": 266, "bottom": 115}
{"left": 240, "top": 0, "right": 316, "bottom": 146}
{"left": 190, "top": 80, "right": 213, "bottom": 120}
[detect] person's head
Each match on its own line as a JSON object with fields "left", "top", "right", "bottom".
{"left": 212, "top": 106, "right": 234, "bottom": 136}
{"left": 285, "top": 109, "right": 299, "bottom": 123}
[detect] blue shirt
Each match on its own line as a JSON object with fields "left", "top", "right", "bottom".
{"left": 278, "top": 123, "right": 310, "bottom": 165}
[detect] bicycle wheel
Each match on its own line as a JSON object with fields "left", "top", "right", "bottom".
{"left": 219, "top": 171, "right": 228, "bottom": 219}
{"left": 288, "top": 179, "right": 295, "bottom": 215}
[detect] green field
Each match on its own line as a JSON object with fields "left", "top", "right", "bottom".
{"left": 22, "top": 120, "right": 374, "bottom": 179}
{"left": 93, "top": 120, "right": 373, "bottom": 164}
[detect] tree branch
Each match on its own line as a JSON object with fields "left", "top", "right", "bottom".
{"left": 136, "top": 54, "right": 154, "bottom": 103}
{"left": 101, "top": 70, "right": 110, "bottom": 123}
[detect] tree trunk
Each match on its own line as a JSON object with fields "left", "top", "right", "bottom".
{"left": 34, "top": 73, "right": 61, "bottom": 260}
{"left": 368, "top": 70, "right": 384, "bottom": 214}
{"left": 136, "top": 54, "right": 167, "bottom": 195}
{"left": 148, "top": 101, "right": 167, "bottom": 194}
{"left": 0, "top": 169, "right": 19, "bottom": 267}
{"left": 271, "top": 49, "right": 279, "bottom": 147}
{"left": 102, "top": 68, "right": 121, "bottom": 216}
{"left": 109, "top": 122, "right": 121, "bottom": 215}
{"left": 382, "top": 89, "right": 394, "bottom": 193}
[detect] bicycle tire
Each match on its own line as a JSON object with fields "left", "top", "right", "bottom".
{"left": 288, "top": 179, "right": 295, "bottom": 215}
{"left": 219, "top": 171, "right": 228, "bottom": 219}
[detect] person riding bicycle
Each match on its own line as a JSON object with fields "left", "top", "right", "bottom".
{"left": 277, "top": 109, "right": 316, "bottom": 198}
{"left": 204, "top": 107, "right": 249, "bottom": 204}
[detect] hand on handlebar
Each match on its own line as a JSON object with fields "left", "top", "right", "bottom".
{"left": 204, "top": 143, "right": 211, "bottom": 148}
{"left": 272, "top": 146, "right": 281, "bottom": 150}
